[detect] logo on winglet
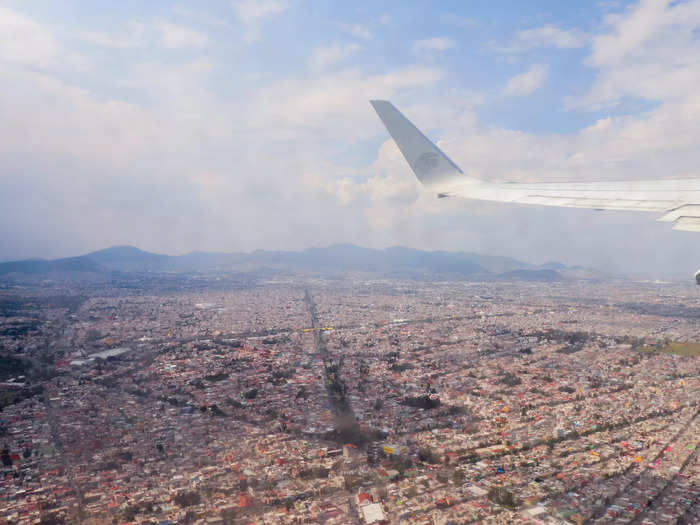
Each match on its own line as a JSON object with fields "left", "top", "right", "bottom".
{"left": 415, "top": 152, "right": 439, "bottom": 173}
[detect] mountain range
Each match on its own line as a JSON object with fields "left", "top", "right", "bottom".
{"left": 0, "top": 244, "right": 604, "bottom": 282}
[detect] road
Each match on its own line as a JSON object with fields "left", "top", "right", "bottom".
{"left": 303, "top": 290, "right": 369, "bottom": 445}
{"left": 43, "top": 389, "right": 85, "bottom": 520}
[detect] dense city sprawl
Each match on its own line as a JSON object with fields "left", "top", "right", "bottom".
{"left": 0, "top": 278, "right": 698, "bottom": 524}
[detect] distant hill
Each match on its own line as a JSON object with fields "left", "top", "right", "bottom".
{"left": 0, "top": 256, "right": 102, "bottom": 276}
{"left": 539, "top": 261, "right": 568, "bottom": 270}
{"left": 85, "top": 245, "right": 169, "bottom": 270}
{"left": 0, "top": 244, "right": 602, "bottom": 282}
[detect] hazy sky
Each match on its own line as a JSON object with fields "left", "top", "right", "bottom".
{"left": 2, "top": 0, "right": 700, "bottom": 278}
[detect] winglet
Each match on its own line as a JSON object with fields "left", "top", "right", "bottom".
{"left": 370, "top": 100, "right": 463, "bottom": 190}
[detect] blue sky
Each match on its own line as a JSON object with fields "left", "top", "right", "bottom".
{"left": 11, "top": 0, "right": 619, "bottom": 133}
{"left": 2, "top": 0, "right": 700, "bottom": 278}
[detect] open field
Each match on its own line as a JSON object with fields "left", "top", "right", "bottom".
{"left": 639, "top": 342, "right": 700, "bottom": 357}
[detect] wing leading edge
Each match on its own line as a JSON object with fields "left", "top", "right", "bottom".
{"left": 370, "top": 100, "right": 700, "bottom": 232}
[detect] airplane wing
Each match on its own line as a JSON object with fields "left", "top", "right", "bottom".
{"left": 370, "top": 100, "right": 700, "bottom": 232}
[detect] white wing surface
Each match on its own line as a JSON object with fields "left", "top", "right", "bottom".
{"left": 370, "top": 100, "right": 700, "bottom": 232}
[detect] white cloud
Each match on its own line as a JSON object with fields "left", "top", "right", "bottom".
{"left": 515, "top": 24, "right": 589, "bottom": 50}
{"left": 232, "top": 0, "right": 289, "bottom": 43}
{"left": 0, "top": 33, "right": 449, "bottom": 258}
{"left": 504, "top": 64, "right": 548, "bottom": 96}
{"left": 492, "top": 24, "right": 589, "bottom": 54}
{"left": 413, "top": 37, "right": 455, "bottom": 52}
{"left": 155, "top": 20, "right": 210, "bottom": 49}
{"left": 339, "top": 22, "right": 372, "bottom": 40}
{"left": 590, "top": 0, "right": 671, "bottom": 66}
{"left": 575, "top": 0, "right": 700, "bottom": 109}
{"left": 0, "top": 7, "right": 59, "bottom": 67}
{"left": 79, "top": 20, "right": 144, "bottom": 49}
{"left": 308, "top": 43, "right": 361, "bottom": 71}
{"left": 251, "top": 66, "right": 444, "bottom": 140}
{"left": 440, "top": 13, "right": 478, "bottom": 28}
{"left": 172, "top": 5, "right": 232, "bottom": 29}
